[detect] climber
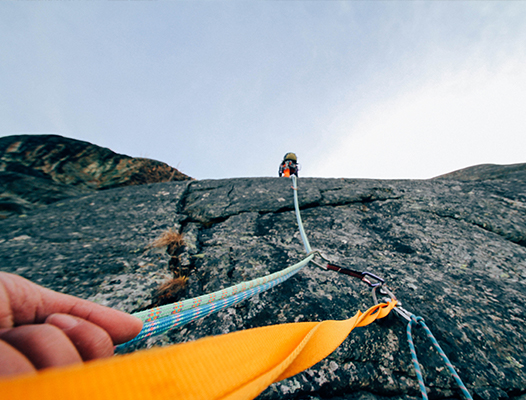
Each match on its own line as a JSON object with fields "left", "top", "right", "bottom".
{"left": 278, "top": 152, "right": 299, "bottom": 177}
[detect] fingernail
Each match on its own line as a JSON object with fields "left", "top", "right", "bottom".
{"left": 47, "top": 314, "right": 81, "bottom": 330}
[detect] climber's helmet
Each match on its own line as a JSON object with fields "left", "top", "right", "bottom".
{"left": 283, "top": 152, "right": 297, "bottom": 163}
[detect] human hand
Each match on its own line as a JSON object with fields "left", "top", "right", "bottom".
{"left": 0, "top": 272, "right": 143, "bottom": 377}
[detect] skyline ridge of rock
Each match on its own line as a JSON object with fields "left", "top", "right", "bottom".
{"left": 0, "top": 134, "right": 191, "bottom": 218}
{"left": 2, "top": 133, "right": 525, "bottom": 221}
{"left": 434, "top": 162, "right": 526, "bottom": 181}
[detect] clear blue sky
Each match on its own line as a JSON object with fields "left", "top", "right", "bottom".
{"left": 1, "top": 1, "right": 525, "bottom": 180}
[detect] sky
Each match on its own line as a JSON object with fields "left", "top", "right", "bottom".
{"left": 1, "top": 1, "right": 525, "bottom": 180}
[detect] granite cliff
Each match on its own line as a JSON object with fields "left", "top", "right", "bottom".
{"left": 0, "top": 155, "right": 525, "bottom": 399}
{"left": 435, "top": 163, "right": 526, "bottom": 182}
{"left": 0, "top": 134, "right": 191, "bottom": 218}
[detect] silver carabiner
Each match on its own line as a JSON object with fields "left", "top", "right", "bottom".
{"left": 372, "top": 285, "right": 413, "bottom": 322}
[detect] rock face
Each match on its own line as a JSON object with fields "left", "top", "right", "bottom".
{"left": 0, "top": 134, "right": 191, "bottom": 218}
{"left": 434, "top": 162, "right": 526, "bottom": 181}
{"left": 1, "top": 167, "right": 525, "bottom": 399}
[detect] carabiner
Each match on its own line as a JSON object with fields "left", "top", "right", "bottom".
{"left": 361, "top": 271, "right": 385, "bottom": 288}
{"left": 372, "top": 285, "right": 413, "bottom": 322}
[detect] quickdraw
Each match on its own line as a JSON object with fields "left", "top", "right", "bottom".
{"left": 316, "top": 258, "right": 385, "bottom": 287}
{"left": 326, "top": 264, "right": 384, "bottom": 288}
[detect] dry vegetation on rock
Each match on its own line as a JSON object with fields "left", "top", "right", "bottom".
{"left": 149, "top": 228, "right": 188, "bottom": 307}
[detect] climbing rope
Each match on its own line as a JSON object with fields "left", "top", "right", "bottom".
{"left": 374, "top": 286, "right": 473, "bottom": 400}
{"left": 291, "top": 175, "right": 312, "bottom": 253}
{"left": 117, "top": 254, "right": 314, "bottom": 349}
{"left": 132, "top": 254, "right": 312, "bottom": 324}
{"left": 407, "top": 315, "right": 473, "bottom": 400}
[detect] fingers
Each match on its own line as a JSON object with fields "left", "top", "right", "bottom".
{"left": 0, "top": 272, "right": 52, "bottom": 328}
{"left": 0, "top": 272, "right": 26, "bottom": 328}
{"left": 52, "top": 299, "right": 143, "bottom": 345}
{"left": 0, "top": 315, "right": 117, "bottom": 377}
{"left": 0, "top": 340, "right": 35, "bottom": 377}
{"left": 46, "top": 313, "right": 113, "bottom": 360}
{"left": 0, "top": 272, "right": 143, "bottom": 344}
{"left": 0, "top": 324, "right": 82, "bottom": 370}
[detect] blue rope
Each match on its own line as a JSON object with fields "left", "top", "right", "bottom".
{"left": 406, "top": 315, "right": 473, "bottom": 400}
{"left": 116, "top": 259, "right": 310, "bottom": 350}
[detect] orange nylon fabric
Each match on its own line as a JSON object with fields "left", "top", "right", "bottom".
{"left": 1, "top": 300, "right": 396, "bottom": 400}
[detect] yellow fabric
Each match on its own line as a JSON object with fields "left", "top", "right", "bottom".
{"left": 1, "top": 300, "right": 396, "bottom": 400}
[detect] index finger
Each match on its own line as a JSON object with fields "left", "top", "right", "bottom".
{"left": 0, "top": 272, "right": 142, "bottom": 344}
